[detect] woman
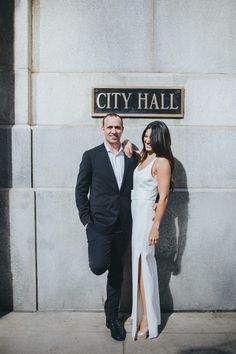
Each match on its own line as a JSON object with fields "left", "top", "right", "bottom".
{"left": 131, "top": 121, "right": 174, "bottom": 340}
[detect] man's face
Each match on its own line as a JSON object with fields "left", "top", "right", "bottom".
{"left": 102, "top": 115, "right": 124, "bottom": 146}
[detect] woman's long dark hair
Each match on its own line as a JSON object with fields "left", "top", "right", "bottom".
{"left": 140, "top": 121, "right": 175, "bottom": 188}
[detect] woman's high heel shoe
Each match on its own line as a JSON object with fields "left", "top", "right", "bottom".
{"left": 137, "top": 315, "right": 149, "bottom": 340}
{"left": 137, "top": 329, "right": 149, "bottom": 339}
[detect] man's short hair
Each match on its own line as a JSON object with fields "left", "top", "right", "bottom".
{"left": 102, "top": 113, "right": 123, "bottom": 127}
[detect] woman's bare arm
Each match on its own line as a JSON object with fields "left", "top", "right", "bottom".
{"left": 149, "top": 158, "right": 171, "bottom": 245}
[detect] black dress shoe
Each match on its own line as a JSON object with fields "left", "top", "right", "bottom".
{"left": 106, "top": 318, "right": 126, "bottom": 341}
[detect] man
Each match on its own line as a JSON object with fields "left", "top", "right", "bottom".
{"left": 75, "top": 113, "right": 139, "bottom": 341}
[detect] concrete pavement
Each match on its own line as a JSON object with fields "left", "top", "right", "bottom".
{"left": 0, "top": 312, "right": 235, "bottom": 354}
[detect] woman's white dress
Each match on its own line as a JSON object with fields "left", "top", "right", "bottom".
{"left": 131, "top": 158, "right": 161, "bottom": 339}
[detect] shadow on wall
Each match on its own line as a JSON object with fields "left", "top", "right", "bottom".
{"left": 0, "top": 191, "right": 13, "bottom": 317}
{"left": 0, "top": 0, "right": 14, "bottom": 316}
{"left": 156, "top": 158, "right": 189, "bottom": 331}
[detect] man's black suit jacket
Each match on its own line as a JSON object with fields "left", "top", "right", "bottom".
{"left": 75, "top": 143, "right": 139, "bottom": 236}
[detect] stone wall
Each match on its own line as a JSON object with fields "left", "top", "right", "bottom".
{"left": 10, "top": 0, "right": 236, "bottom": 311}
{"left": 0, "top": 0, "right": 14, "bottom": 314}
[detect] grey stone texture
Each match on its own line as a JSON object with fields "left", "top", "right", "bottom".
{"left": 0, "top": 0, "right": 14, "bottom": 68}
{"left": 155, "top": 0, "right": 236, "bottom": 73}
{"left": 10, "top": 0, "right": 236, "bottom": 312}
{"left": 32, "top": 126, "right": 236, "bottom": 189}
{"left": 0, "top": 312, "right": 235, "bottom": 354}
{"left": 15, "top": 69, "right": 31, "bottom": 125}
{"left": 12, "top": 126, "right": 31, "bottom": 187}
{"left": 32, "top": 73, "right": 236, "bottom": 126}
{"left": 8, "top": 0, "right": 33, "bottom": 313}
{"left": 32, "top": 126, "right": 102, "bottom": 188}
{"left": 0, "top": 127, "right": 12, "bottom": 188}
{"left": 14, "top": 0, "right": 31, "bottom": 125}
{"left": 14, "top": 0, "right": 31, "bottom": 70}
{"left": 0, "top": 71, "right": 14, "bottom": 125}
{"left": 158, "top": 190, "right": 236, "bottom": 311}
{"left": 0, "top": 0, "right": 14, "bottom": 125}
{"left": 36, "top": 189, "right": 106, "bottom": 310}
{"left": 0, "top": 0, "right": 14, "bottom": 313}
{"left": 9, "top": 189, "right": 36, "bottom": 311}
{"left": 0, "top": 190, "right": 13, "bottom": 312}
{"left": 34, "top": 188, "right": 236, "bottom": 311}
{"left": 32, "top": 0, "right": 153, "bottom": 73}
{"left": 32, "top": 0, "right": 236, "bottom": 74}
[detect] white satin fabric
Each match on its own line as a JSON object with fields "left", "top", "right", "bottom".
{"left": 131, "top": 158, "right": 161, "bottom": 339}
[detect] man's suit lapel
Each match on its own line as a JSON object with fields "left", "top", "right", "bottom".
{"left": 120, "top": 154, "right": 131, "bottom": 191}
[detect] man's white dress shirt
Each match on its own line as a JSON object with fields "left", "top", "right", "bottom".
{"left": 104, "top": 142, "right": 125, "bottom": 190}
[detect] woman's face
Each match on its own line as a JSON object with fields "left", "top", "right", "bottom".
{"left": 143, "top": 128, "right": 153, "bottom": 153}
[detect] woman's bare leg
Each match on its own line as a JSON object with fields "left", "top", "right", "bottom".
{"left": 138, "top": 257, "right": 148, "bottom": 333}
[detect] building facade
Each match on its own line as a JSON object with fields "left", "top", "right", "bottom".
{"left": 1, "top": 0, "right": 236, "bottom": 312}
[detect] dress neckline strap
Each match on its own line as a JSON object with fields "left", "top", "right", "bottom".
{"left": 137, "top": 157, "right": 157, "bottom": 172}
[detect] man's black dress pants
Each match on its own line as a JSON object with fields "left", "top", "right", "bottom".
{"left": 86, "top": 223, "right": 128, "bottom": 319}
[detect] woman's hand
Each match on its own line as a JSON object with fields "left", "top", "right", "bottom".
{"left": 122, "top": 140, "right": 140, "bottom": 158}
{"left": 149, "top": 224, "right": 159, "bottom": 246}
{"left": 122, "top": 139, "right": 133, "bottom": 158}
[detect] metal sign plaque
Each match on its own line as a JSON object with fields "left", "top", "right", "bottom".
{"left": 92, "top": 87, "right": 184, "bottom": 118}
